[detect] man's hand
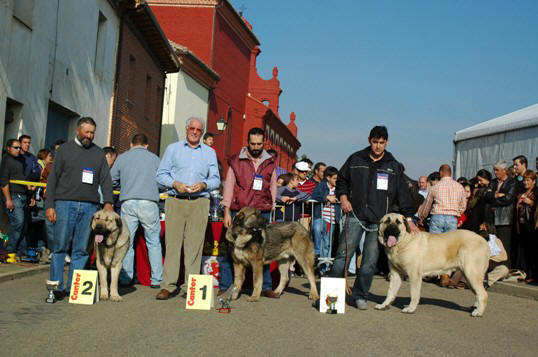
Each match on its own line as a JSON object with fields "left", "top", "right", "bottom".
{"left": 285, "top": 197, "right": 297, "bottom": 205}
{"left": 340, "top": 196, "right": 352, "bottom": 214}
{"left": 495, "top": 192, "right": 505, "bottom": 199}
{"left": 407, "top": 219, "right": 420, "bottom": 233}
{"left": 223, "top": 210, "right": 232, "bottom": 229}
{"left": 188, "top": 182, "right": 207, "bottom": 193}
{"left": 46, "top": 208, "right": 56, "bottom": 223}
{"left": 29, "top": 198, "right": 36, "bottom": 207}
{"left": 5, "top": 199, "right": 14, "bottom": 210}
{"left": 103, "top": 202, "right": 113, "bottom": 211}
{"left": 172, "top": 181, "right": 189, "bottom": 194}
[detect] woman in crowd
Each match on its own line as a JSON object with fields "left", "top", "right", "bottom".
{"left": 464, "top": 169, "right": 494, "bottom": 233}
{"left": 458, "top": 182, "right": 472, "bottom": 228}
{"left": 516, "top": 170, "right": 537, "bottom": 284}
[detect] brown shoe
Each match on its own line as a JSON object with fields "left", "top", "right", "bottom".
{"left": 156, "top": 289, "right": 171, "bottom": 300}
{"left": 440, "top": 274, "right": 450, "bottom": 287}
{"left": 260, "top": 290, "right": 280, "bottom": 298}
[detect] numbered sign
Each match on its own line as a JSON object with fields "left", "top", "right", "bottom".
{"left": 185, "top": 274, "right": 213, "bottom": 310}
{"left": 319, "top": 277, "right": 346, "bottom": 314}
{"left": 69, "top": 270, "right": 98, "bottom": 305}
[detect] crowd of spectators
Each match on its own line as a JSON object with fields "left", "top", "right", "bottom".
{"left": 1, "top": 120, "right": 537, "bottom": 304}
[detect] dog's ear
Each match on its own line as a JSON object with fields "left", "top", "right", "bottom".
{"left": 234, "top": 211, "right": 245, "bottom": 225}
{"left": 403, "top": 217, "right": 411, "bottom": 233}
{"left": 256, "top": 214, "right": 267, "bottom": 228}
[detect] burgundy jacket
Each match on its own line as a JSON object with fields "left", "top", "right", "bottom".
{"left": 228, "top": 149, "right": 276, "bottom": 212}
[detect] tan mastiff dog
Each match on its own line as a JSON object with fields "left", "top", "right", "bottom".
{"left": 375, "top": 213, "right": 489, "bottom": 317}
{"left": 88, "top": 210, "right": 130, "bottom": 302}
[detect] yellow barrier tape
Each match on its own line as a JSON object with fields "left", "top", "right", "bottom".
{"left": 9, "top": 180, "right": 169, "bottom": 200}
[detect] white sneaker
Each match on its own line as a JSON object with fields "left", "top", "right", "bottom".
{"left": 65, "top": 255, "right": 71, "bottom": 264}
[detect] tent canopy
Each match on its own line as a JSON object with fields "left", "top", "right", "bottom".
{"left": 454, "top": 103, "right": 538, "bottom": 142}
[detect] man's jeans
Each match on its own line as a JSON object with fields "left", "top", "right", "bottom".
{"left": 119, "top": 200, "right": 163, "bottom": 285}
{"left": 313, "top": 218, "right": 334, "bottom": 273}
{"left": 329, "top": 215, "right": 379, "bottom": 301}
{"left": 5, "top": 194, "right": 27, "bottom": 254}
{"left": 219, "top": 211, "right": 272, "bottom": 291}
{"left": 49, "top": 200, "right": 98, "bottom": 291}
{"left": 429, "top": 214, "right": 457, "bottom": 233}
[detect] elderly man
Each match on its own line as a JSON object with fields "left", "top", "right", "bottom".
{"left": 218, "top": 127, "right": 278, "bottom": 297}
{"left": 484, "top": 161, "right": 517, "bottom": 268}
{"left": 155, "top": 117, "right": 219, "bottom": 300}
{"left": 45, "top": 117, "right": 114, "bottom": 300}
{"left": 111, "top": 134, "right": 163, "bottom": 288}
{"left": 418, "top": 175, "right": 428, "bottom": 199}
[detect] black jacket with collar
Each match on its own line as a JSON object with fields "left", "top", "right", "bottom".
{"left": 484, "top": 177, "right": 517, "bottom": 226}
{"left": 335, "top": 146, "right": 415, "bottom": 224}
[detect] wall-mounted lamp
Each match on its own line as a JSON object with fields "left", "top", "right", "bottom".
{"left": 216, "top": 117, "right": 227, "bottom": 132}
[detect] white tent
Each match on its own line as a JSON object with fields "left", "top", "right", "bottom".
{"left": 453, "top": 103, "right": 538, "bottom": 179}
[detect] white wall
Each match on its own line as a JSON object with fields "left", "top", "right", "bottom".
{"left": 454, "top": 126, "right": 538, "bottom": 178}
{"left": 160, "top": 70, "right": 209, "bottom": 153}
{"left": 0, "top": 0, "right": 119, "bottom": 153}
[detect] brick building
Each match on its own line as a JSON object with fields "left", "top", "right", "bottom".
{"left": 148, "top": 0, "right": 300, "bottom": 169}
{"left": 110, "top": 2, "right": 179, "bottom": 154}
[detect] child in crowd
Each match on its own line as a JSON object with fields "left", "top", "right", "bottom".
{"left": 275, "top": 173, "right": 311, "bottom": 222}
{"left": 311, "top": 166, "right": 340, "bottom": 275}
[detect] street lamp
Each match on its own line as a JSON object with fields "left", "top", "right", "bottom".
{"left": 216, "top": 116, "right": 227, "bottom": 132}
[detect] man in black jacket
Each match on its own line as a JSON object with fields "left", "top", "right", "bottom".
{"left": 329, "top": 126, "right": 418, "bottom": 310}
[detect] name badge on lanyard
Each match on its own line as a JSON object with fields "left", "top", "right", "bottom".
{"left": 253, "top": 174, "right": 263, "bottom": 191}
{"left": 377, "top": 172, "right": 388, "bottom": 191}
{"left": 82, "top": 168, "right": 94, "bottom": 185}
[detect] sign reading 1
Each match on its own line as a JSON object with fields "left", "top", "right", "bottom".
{"left": 185, "top": 274, "right": 213, "bottom": 310}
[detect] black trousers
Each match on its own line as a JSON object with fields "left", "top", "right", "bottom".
{"left": 496, "top": 225, "right": 513, "bottom": 268}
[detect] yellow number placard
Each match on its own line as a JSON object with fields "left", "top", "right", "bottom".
{"left": 185, "top": 274, "right": 213, "bottom": 310}
{"left": 69, "top": 270, "right": 98, "bottom": 305}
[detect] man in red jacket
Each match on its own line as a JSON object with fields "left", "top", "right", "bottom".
{"left": 219, "top": 127, "right": 278, "bottom": 297}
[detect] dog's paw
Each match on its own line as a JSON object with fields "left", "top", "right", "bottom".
{"left": 100, "top": 293, "right": 109, "bottom": 301}
{"left": 471, "top": 309, "right": 483, "bottom": 317}
{"left": 308, "top": 292, "right": 319, "bottom": 301}
{"left": 401, "top": 306, "right": 416, "bottom": 314}
{"left": 110, "top": 295, "right": 123, "bottom": 302}
{"left": 375, "top": 304, "right": 389, "bottom": 310}
{"left": 247, "top": 296, "right": 260, "bottom": 302}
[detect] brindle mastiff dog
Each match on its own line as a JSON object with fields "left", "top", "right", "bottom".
{"left": 375, "top": 213, "right": 489, "bottom": 317}
{"left": 88, "top": 209, "right": 130, "bottom": 302}
{"left": 225, "top": 207, "right": 319, "bottom": 302}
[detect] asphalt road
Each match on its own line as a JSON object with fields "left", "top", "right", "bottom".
{"left": 1, "top": 272, "right": 537, "bottom": 356}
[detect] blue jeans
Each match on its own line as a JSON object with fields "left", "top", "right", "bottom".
{"left": 429, "top": 214, "right": 457, "bottom": 233}
{"left": 219, "top": 210, "right": 272, "bottom": 291}
{"left": 119, "top": 200, "right": 163, "bottom": 285}
{"left": 313, "top": 218, "right": 334, "bottom": 273}
{"left": 49, "top": 200, "right": 98, "bottom": 291}
{"left": 329, "top": 215, "right": 379, "bottom": 301}
{"left": 5, "top": 194, "right": 27, "bottom": 254}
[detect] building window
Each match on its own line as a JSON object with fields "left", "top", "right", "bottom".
{"left": 127, "top": 55, "right": 136, "bottom": 102}
{"left": 94, "top": 11, "right": 107, "bottom": 74}
{"left": 13, "top": 0, "right": 34, "bottom": 29}
{"left": 144, "top": 75, "right": 152, "bottom": 118}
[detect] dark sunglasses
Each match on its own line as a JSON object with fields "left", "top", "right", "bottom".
{"left": 10, "top": 146, "right": 21, "bottom": 149}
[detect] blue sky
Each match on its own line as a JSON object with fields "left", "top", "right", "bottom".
{"left": 231, "top": 0, "right": 538, "bottom": 178}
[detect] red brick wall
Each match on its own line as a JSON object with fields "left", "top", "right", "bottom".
{"left": 110, "top": 20, "right": 166, "bottom": 154}
{"left": 150, "top": 6, "right": 214, "bottom": 65}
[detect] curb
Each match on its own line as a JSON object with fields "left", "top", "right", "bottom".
{"left": 489, "top": 281, "right": 538, "bottom": 301}
{"left": 0, "top": 264, "right": 50, "bottom": 284}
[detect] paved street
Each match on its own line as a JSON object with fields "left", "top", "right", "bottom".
{"left": 1, "top": 271, "right": 537, "bottom": 356}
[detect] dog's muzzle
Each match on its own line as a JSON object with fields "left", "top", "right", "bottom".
{"left": 383, "top": 224, "right": 400, "bottom": 248}
{"left": 93, "top": 225, "right": 109, "bottom": 244}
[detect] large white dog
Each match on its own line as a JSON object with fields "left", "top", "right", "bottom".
{"left": 375, "top": 213, "right": 490, "bottom": 317}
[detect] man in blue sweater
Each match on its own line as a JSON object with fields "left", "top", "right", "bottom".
{"left": 110, "top": 134, "right": 163, "bottom": 288}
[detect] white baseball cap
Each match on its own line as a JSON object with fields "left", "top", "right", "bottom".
{"left": 294, "top": 161, "right": 310, "bottom": 172}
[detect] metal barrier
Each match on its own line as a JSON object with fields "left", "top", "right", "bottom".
{"left": 270, "top": 200, "right": 342, "bottom": 272}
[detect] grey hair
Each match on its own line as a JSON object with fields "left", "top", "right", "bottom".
{"left": 493, "top": 160, "right": 508, "bottom": 170}
{"left": 185, "top": 117, "right": 205, "bottom": 132}
{"left": 77, "top": 116, "right": 96, "bottom": 128}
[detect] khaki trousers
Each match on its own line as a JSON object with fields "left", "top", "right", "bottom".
{"left": 161, "top": 197, "right": 210, "bottom": 292}
{"left": 487, "top": 263, "right": 509, "bottom": 286}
